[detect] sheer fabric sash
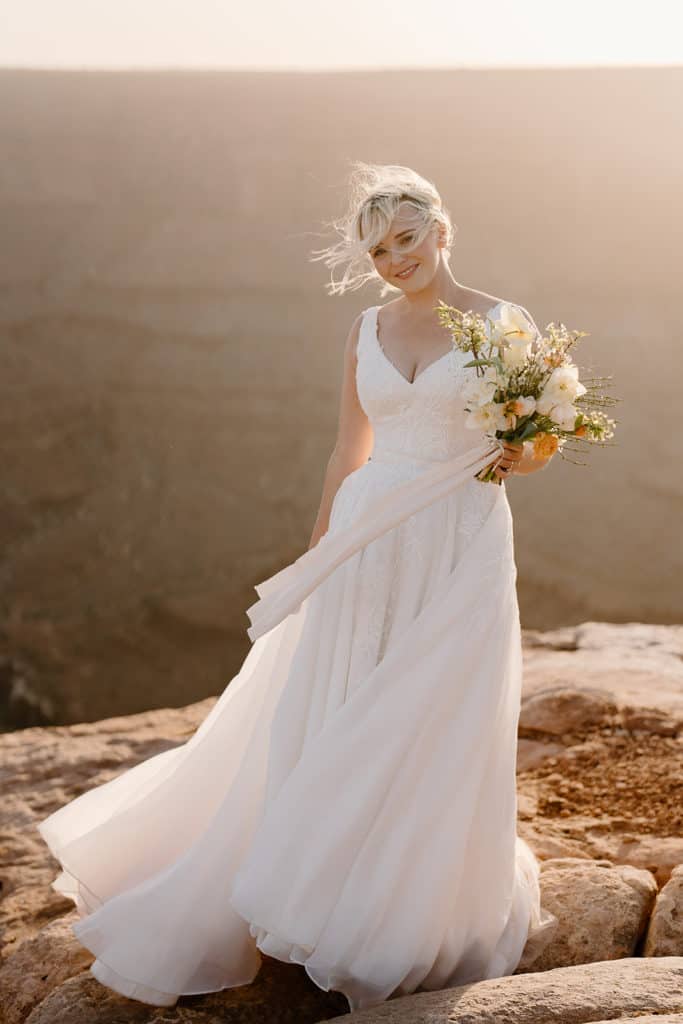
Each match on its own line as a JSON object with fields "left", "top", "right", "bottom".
{"left": 246, "top": 439, "right": 503, "bottom": 642}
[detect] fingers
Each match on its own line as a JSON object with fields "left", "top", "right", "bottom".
{"left": 493, "top": 442, "right": 524, "bottom": 479}
{"left": 503, "top": 440, "right": 523, "bottom": 455}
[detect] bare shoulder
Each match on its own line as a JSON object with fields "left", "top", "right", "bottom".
{"left": 469, "top": 289, "right": 537, "bottom": 326}
{"left": 385, "top": 289, "right": 508, "bottom": 317}
{"left": 374, "top": 290, "right": 528, "bottom": 321}
{"left": 460, "top": 288, "right": 507, "bottom": 316}
{"left": 374, "top": 297, "right": 401, "bottom": 324}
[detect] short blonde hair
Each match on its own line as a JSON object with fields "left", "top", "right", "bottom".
{"left": 310, "top": 162, "right": 456, "bottom": 297}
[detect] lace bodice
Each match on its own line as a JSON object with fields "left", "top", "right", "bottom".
{"left": 356, "top": 302, "right": 500, "bottom": 462}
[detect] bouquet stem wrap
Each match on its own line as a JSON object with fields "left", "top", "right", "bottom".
{"left": 246, "top": 438, "right": 504, "bottom": 643}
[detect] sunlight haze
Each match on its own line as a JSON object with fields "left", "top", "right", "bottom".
{"left": 1, "top": 0, "right": 682, "bottom": 69}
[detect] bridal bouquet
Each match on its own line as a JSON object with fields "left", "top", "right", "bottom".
{"left": 435, "top": 301, "right": 618, "bottom": 485}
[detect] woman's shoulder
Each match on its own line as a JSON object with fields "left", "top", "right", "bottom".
{"left": 462, "top": 289, "right": 510, "bottom": 318}
{"left": 476, "top": 291, "right": 538, "bottom": 328}
{"left": 378, "top": 291, "right": 507, "bottom": 318}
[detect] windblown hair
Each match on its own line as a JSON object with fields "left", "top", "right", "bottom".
{"left": 310, "top": 162, "right": 456, "bottom": 297}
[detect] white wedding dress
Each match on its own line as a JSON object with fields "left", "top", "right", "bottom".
{"left": 38, "top": 300, "right": 558, "bottom": 1012}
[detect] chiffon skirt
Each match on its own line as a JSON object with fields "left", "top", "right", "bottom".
{"left": 38, "top": 445, "right": 557, "bottom": 1011}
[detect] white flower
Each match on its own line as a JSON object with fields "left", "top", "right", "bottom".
{"left": 462, "top": 365, "right": 500, "bottom": 408}
{"left": 489, "top": 303, "right": 537, "bottom": 366}
{"left": 465, "top": 396, "right": 515, "bottom": 433}
{"left": 465, "top": 403, "right": 499, "bottom": 432}
{"left": 542, "top": 364, "right": 587, "bottom": 405}
{"left": 535, "top": 394, "right": 579, "bottom": 430}
{"left": 551, "top": 403, "right": 579, "bottom": 430}
{"left": 492, "top": 401, "right": 514, "bottom": 431}
{"left": 501, "top": 337, "right": 531, "bottom": 368}
{"left": 536, "top": 391, "right": 552, "bottom": 415}
{"left": 536, "top": 392, "right": 555, "bottom": 416}
{"left": 510, "top": 395, "right": 536, "bottom": 417}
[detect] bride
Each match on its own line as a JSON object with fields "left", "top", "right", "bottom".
{"left": 37, "top": 162, "right": 558, "bottom": 1012}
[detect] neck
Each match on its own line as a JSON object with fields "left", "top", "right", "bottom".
{"left": 397, "top": 258, "right": 471, "bottom": 318}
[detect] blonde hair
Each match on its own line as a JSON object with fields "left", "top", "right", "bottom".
{"left": 310, "top": 162, "right": 456, "bottom": 298}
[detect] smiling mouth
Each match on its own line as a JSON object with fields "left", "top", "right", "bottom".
{"left": 396, "top": 263, "right": 418, "bottom": 279}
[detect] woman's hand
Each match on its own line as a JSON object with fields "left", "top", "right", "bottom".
{"left": 492, "top": 440, "right": 525, "bottom": 480}
{"left": 493, "top": 439, "right": 555, "bottom": 479}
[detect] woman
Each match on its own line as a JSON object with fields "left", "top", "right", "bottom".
{"left": 37, "top": 162, "right": 558, "bottom": 1012}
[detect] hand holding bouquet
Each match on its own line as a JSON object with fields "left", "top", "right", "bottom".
{"left": 435, "top": 301, "right": 618, "bottom": 485}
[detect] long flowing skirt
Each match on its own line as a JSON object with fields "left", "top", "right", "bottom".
{"left": 38, "top": 447, "right": 557, "bottom": 1011}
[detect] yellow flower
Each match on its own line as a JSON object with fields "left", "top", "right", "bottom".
{"left": 532, "top": 432, "right": 559, "bottom": 460}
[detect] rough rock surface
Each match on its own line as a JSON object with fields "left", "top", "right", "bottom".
{"left": 340, "top": 958, "right": 683, "bottom": 1023}
{"left": 0, "top": 914, "right": 93, "bottom": 1024}
{"left": 516, "top": 623, "right": 683, "bottom": 889}
{"left": 2, "top": 622, "right": 683, "bottom": 1022}
{"left": 590, "top": 1018, "right": 683, "bottom": 1024}
{"left": 644, "top": 864, "right": 683, "bottom": 956}
{"left": 518, "top": 859, "right": 657, "bottom": 972}
{"left": 20, "top": 961, "right": 350, "bottom": 1024}
{"left": 522, "top": 622, "right": 683, "bottom": 720}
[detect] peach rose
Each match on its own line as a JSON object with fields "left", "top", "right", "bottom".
{"left": 532, "top": 432, "right": 560, "bottom": 460}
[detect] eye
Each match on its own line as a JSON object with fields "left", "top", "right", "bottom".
{"left": 373, "top": 247, "right": 385, "bottom": 258}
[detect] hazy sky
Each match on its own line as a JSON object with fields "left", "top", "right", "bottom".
{"left": 1, "top": 0, "right": 682, "bottom": 69}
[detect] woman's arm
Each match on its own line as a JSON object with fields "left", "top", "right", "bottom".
{"left": 308, "top": 313, "right": 374, "bottom": 549}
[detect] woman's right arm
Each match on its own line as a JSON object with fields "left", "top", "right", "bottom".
{"left": 307, "top": 312, "right": 374, "bottom": 550}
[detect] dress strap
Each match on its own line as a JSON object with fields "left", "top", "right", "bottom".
{"left": 357, "top": 305, "right": 378, "bottom": 360}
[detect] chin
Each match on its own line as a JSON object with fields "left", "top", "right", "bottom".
{"left": 394, "top": 267, "right": 436, "bottom": 292}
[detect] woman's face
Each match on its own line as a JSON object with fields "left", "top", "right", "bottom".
{"left": 368, "top": 204, "right": 445, "bottom": 292}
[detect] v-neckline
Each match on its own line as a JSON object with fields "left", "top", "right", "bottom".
{"left": 371, "top": 301, "right": 500, "bottom": 386}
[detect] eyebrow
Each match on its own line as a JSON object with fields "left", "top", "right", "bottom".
{"left": 372, "top": 228, "right": 414, "bottom": 252}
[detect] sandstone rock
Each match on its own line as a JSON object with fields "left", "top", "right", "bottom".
{"left": 620, "top": 705, "right": 680, "bottom": 736}
{"left": 21, "top": 955, "right": 348, "bottom": 1024}
{"left": 521, "top": 626, "right": 579, "bottom": 650}
{"left": 16, "top": 956, "right": 683, "bottom": 1024}
{"left": 644, "top": 863, "right": 683, "bottom": 956}
{"left": 517, "top": 822, "right": 589, "bottom": 861}
{"left": 341, "top": 957, "right": 683, "bottom": 1023}
{"left": 521, "top": 623, "right": 683, "bottom": 721}
{"left": 591, "top": 1018, "right": 683, "bottom": 1024}
{"left": 516, "top": 738, "right": 565, "bottom": 772}
{"left": 517, "top": 858, "right": 658, "bottom": 973}
{"left": 0, "top": 913, "right": 92, "bottom": 1024}
{"left": 516, "top": 791, "right": 538, "bottom": 821}
{"left": 519, "top": 686, "right": 618, "bottom": 738}
{"left": 585, "top": 833, "right": 683, "bottom": 886}
{"left": 589, "top": 1015, "right": 683, "bottom": 1024}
